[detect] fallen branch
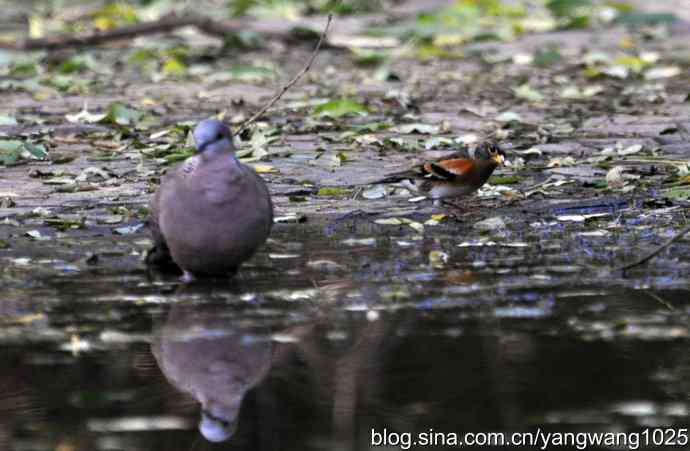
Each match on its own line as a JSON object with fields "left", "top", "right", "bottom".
{"left": 615, "top": 223, "right": 690, "bottom": 272}
{"left": 236, "top": 13, "right": 333, "bottom": 135}
{"left": 0, "top": 12, "right": 280, "bottom": 51}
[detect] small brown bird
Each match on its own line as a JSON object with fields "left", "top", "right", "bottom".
{"left": 372, "top": 141, "right": 504, "bottom": 200}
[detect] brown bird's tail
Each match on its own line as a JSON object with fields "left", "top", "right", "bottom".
{"left": 369, "top": 170, "right": 417, "bottom": 185}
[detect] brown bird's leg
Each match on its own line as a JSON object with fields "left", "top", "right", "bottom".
{"left": 440, "top": 199, "right": 469, "bottom": 220}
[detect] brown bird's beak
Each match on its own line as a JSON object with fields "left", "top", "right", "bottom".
{"left": 491, "top": 153, "right": 505, "bottom": 165}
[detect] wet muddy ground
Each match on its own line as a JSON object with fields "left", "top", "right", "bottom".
{"left": 1, "top": 0, "right": 690, "bottom": 449}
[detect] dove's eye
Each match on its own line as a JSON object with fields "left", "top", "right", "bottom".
{"left": 216, "top": 133, "right": 224, "bottom": 140}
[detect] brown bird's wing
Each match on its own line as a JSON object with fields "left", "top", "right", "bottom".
{"left": 422, "top": 158, "right": 475, "bottom": 181}
{"left": 372, "top": 152, "right": 474, "bottom": 184}
{"left": 435, "top": 158, "right": 475, "bottom": 175}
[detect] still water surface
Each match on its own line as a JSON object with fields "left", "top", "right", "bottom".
{"left": 1, "top": 220, "right": 688, "bottom": 450}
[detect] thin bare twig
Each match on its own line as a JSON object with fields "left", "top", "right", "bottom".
{"left": 643, "top": 291, "right": 675, "bottom": 311}
{"left": 236, "top": 13, "right": 333, "bottom": 135}
{"left": 614, "top": 224, "right": 690, "bottom": 272}
{"left": 0, "top": 12, "right": 277, "bottom": 51}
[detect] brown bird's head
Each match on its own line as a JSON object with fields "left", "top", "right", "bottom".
{"left": 474, "top": 141, "right": 505, "bottom": 166}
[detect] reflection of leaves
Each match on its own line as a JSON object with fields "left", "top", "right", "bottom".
{"left": 663, "top": 186, "right": 690, "bottom": 200}
{"left": 474, "top": 216, "right": 506, "bottom": 231}
{"left": 44, "top": 215, "right": 85, "bottom": 231}
{"left": 26, "top": 230, "right": 51, "bottom": 241}
{"left": 362, "top": 185, "right": 387, "bottom": 199}
{"left": 375, "top": 217, "right": 425, "bottom": 233}
{"left": 606, "top": 166, "right": 638, "bottom": 189}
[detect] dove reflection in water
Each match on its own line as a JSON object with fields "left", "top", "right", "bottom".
{"left": 151, "top": 306, "right": 272, "bottom": 442}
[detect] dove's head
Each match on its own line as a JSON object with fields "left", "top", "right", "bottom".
{"left": 199, "top": 400, "right": 239, "bottom": 443}
{"left": 193, "top": 119, "right": 235, "bottom": 154}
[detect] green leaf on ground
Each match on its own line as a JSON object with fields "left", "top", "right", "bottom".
{"left": 317, "top": 187, "right": 350, "bottom": 196}
{"left": 533, "top": 48, "right": 562, "bottom": 66}
{"left": 113, "top": 223, "right": 145, "bottom": 235}
{"left": 547, "top": 0, "right": 591, "bottom": 18}
{"left": 351, "top": 49, "right": 388, "bottom": 67}
{"left": 614, "top": 12, "right": 677, "bottom": 25}
{"left": 489, "top": 175, "right": 522, "bottom": 185}
{"left": 58, "top": 54, "right": 98, "bottom": 74}
{"left": 513, "top": 84, "right": 544, "bottom": 102}
{"left": 104, "top": 102, "right": 143, "bottom": 126}
{"left": 0, "top": 140, "right": 23, "bottom": 165}
{"left": 393, "top": 123, "right": 441, "bottom": 135}
{"left": 23, "top": 143, "right": 48, "bottom": 159}
{"left": 313, "top": 99, "right": 368, "bottom": 118}
{"left": 162, "top": 58, "right": 187, "bottom": 76}
{"left": 0, "top": 140, "right": 48, "bottom": 165}
{"left": 228, "top": 64, "right": 276, "bottom": 82}
{"left": 164, "top": 148, "right": 195, "bottom": 164}
{"left": 65, "top": 106, "right": 107, "bottom": 123}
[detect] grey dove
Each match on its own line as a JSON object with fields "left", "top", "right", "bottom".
{"left": 147, "top": 119, "right": 273, "bottom": 281}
